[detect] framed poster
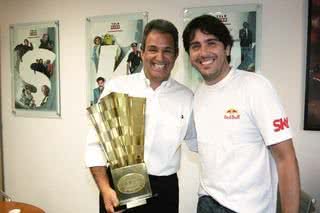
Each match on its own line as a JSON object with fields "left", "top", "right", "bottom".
{"left": 304, "top": 0, "right": 320, "bottom": 130}
{"left": 86, "top": 12, "right": 148, "bottom": 105}
{"left": 183, "top": 4, "right": 262, "bottom": 90}
{"left": 10, "top": 21, "right": 60, "bottom": 118}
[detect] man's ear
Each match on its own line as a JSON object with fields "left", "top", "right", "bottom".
{"left": 225, "top": 45, "right": 231, "bottom": 56}
{"left": 175, "top": 48, "right": 179, "bottom": 59}
{"left": 141, "top": 50, "right": 145, "bottom": 62}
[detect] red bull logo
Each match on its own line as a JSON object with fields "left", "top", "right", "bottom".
{"left": 224, "top": 108, "right": 240, "bottom": 119}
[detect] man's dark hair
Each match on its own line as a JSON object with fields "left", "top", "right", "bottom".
{"left": 243, "top": 22, "right": 249, "bottom": 28}
{"left": 141, "top": 19, "right": 179, "bottom": 56}
{"left": 96, "top": 76, "right": 105, "bottom": 82}
{"left": 182, "top": 15, "right": 234, "bottom": 62}
{"left": 42, "top": 85, "right": 50, "bottom": 96}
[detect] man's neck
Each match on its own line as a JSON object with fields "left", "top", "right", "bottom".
{"left": 149, "top": 78, "right": 168, "bottom": 91}
{"left": 150, "top": 83, "right": 159, "bottom": 90}
{"left": 205, "top": 66, "right": 231, "bottom": 86}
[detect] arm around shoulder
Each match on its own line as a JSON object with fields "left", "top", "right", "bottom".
{"left": 184, "top": 111, "right": 198, "bottom": 152}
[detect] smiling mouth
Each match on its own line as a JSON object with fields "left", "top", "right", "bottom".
{"left": 199, "top": 58, "right": 215, "bottom": 65}
{"left": 152, "top": 63, "right": 166, "bottom": 71}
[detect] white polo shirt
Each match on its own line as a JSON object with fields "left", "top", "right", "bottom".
{"left": 85, "top": 71, "right": 197, "bottom": 176}
{"left": 194, "top": 68, "right": 292, "bottom": 212}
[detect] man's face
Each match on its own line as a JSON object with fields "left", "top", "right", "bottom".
{"left": 94, "top": 37, "right": 101, "bottom": 45}
{"left": 141, "top": 31, "right": 178, "bottom": 88}
{"left": 41, "top": 86, "right": 48, "bottom": 95}
{"left": 26, "top": 89, "right": 31, "bottom": 95}
{"left": 189, "top": 29, "right": 230, "bottom": 85}
{"left": 97, "top": 80, "right": 104, "bottom": 88}
{"left": 132, "top": 46, "right": 137, "bottom": 52}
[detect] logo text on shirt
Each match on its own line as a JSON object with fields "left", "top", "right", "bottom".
{"left": 273, "top": 117, "right": 289, "bottom": 132}
{"left": 224, "top": 108, "right": 240, "bottom": 119}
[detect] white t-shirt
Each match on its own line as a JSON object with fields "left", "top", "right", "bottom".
{"left": 194, "top": 68, "right": 292, "bottom": 212}
{"left": 85, "top": 71, "right": 197, "bottom": 176}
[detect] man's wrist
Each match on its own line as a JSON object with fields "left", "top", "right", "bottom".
{"left": 101, "top": 184, "right": 113, "bottom": 194}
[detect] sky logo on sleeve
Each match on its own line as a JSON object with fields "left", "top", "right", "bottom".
{"left": 273, "top": 117, "right": 289, "bottom": 132}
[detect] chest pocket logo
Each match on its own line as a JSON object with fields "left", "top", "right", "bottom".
{"left": 224, "top": 108, "right": 240, "bottom": 120}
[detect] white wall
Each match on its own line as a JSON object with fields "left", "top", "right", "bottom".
{"left": 0, "top": 0, "right": 319, "bottom": 212}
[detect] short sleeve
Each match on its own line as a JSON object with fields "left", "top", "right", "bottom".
{"left": 85, "top": 125, "right": 107, "bottom": 167}
{"left": 249, "top": 75, "right": 292, "bottom": 146}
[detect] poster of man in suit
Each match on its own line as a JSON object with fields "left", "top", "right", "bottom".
{"left": 239, "top": 21, "right": 253, "bottom": 64}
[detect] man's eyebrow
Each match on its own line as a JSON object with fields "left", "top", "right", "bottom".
{"left": 146, "top": 45, "right": 157, "bottom": 48}
{"left": 164, "top": 46, "right": 174, "bottom": 50}
{"left": 206, "top": 38, "right": 219, "bottom": 42}
{"left": 146, "top": 45, "right": 174, "bottom": 50}
{"left": 190, "top": 41, "right": 200, "bottom": 46}
{"left": 190, "top": 38, "right": 219, "bottom": 45}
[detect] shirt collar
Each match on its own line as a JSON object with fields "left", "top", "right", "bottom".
{"left": 203, "top": 66, "right": 235, "bottom": 90}
{"left": 139, "top": 69, "right": 172, "bottom": 89}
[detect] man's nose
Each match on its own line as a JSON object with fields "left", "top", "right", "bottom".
{"left": 199, "top": 45, "right": 209, "bottom": 56}
{"left": 155, "top": 51, "right": 165, "bottom": 61}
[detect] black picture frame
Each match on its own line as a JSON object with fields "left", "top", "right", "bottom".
{"left": 304, "top": 0, "right": 320, "bottom": 130}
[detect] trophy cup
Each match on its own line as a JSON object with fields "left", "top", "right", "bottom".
{"left": 87, "top": 92, "right": 152, "bottom": 210}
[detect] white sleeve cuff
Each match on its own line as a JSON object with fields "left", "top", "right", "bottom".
{"left": 85, "top": 143, "right": 107, "bottom": 167}
{"left": 85, "top": 123, "right": 107, "bottom": 167}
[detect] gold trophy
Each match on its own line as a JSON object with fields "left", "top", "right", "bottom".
{"left": 87, "top": 92, "right": 152, "bottom": 210}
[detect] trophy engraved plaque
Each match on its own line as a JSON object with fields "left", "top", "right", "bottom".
{"left": 87, "top": 92, "right": 152, "bottom": 209}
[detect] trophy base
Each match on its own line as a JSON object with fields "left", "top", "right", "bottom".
{"left": 114, "top": 193, "right": 159, "bottom": 211}
{"left": 111, "top": 163, "right": 152, "bottom": 210}
{"left": 126, "top": 197, "right": 147, "bottom": 208}
{"left": 115, "top": 196, "right": 147, "bottom": 211}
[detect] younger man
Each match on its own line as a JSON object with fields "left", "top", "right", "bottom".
{"left": 183, "top": 15, "right": 300, "bottom": 213}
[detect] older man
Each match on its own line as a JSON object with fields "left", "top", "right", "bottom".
{"left": 86, "top": 19, "right": 197, "bottom": 213}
